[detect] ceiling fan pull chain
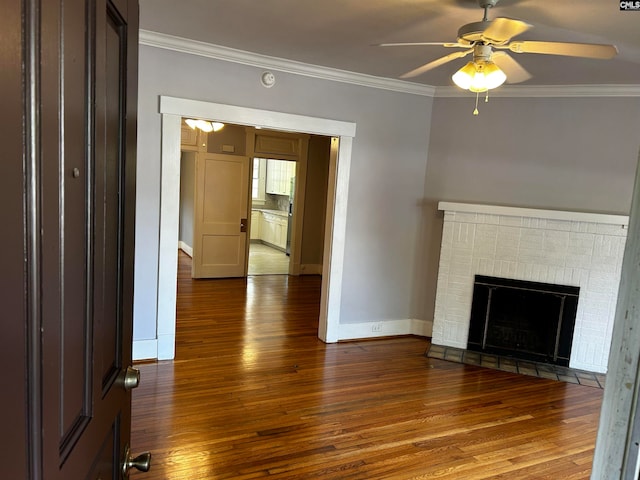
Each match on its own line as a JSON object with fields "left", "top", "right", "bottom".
{"left": 485, "top": 90, "right": 490, "bottom": 103}
{"left": 473, "top": 91, "right": 480, "bottom": 115}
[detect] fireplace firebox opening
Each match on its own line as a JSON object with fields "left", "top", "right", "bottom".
{"left": 467, "top": 275, "right": 579, "bottom": 367}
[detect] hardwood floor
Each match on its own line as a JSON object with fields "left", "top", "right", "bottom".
{"left": 131, "top": 252, "right": 604, "bottom": 479}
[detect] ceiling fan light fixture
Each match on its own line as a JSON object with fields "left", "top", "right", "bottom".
{"left": 452, "top": 60, "right": 506, "bottom": 92}
{"left": 482, "top": 61, "right": 507, "bottom": 89}
{"left": 451, "top": 61, "right": 477, "bottom": 90}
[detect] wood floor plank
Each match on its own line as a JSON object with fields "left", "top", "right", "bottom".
{"left": 131, "top": 251, "right": 603, "bottom": 479}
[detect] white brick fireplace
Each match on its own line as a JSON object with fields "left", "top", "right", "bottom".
{"left": 432, "top": 202, "right": 629, "bottom": 373}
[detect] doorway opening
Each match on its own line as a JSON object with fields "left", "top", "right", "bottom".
{"left": 177, "top": 121, "right": 331, "bottom": 279}
{"left": 178, "top": 121, "right": 316, "bottom": 279}
{"left": 248, "top": 158, "right": 294, "bottom": 275}
{"left": 151, "top": 96, "right": 356, "bottom": 361}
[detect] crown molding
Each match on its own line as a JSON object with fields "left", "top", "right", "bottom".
{"left": 139, "top": 30, "right": 436, "bottom": 97}
{"left": 435, "top": 84, "right": 640, "bottom": 98}
{"left": 139, "top": 30, "right": 640, "bottom": 99}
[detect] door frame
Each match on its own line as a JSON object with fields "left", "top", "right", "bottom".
{"left": 153, "top": 96, "right": 356, "bottom": 359}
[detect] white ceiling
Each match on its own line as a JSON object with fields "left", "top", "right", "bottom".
{"left": 139, "top": 0, "right": 640, "bottom": 87}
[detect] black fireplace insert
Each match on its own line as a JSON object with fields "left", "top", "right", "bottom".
{"left": 467, "top": 275, "right": 579, "bottom": 366}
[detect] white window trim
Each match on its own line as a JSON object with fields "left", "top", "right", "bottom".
{"left": 252, "top": 158, "right": 267, "bottom": 205}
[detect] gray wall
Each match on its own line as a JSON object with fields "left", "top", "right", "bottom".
{"left": 179, "top": 151, "right": 195, "bottom": 249}
{"left": 415, "top": 95, "right": 640, "bottom": 326}
{"left": 134, "top": 45, "right": 640, "bottom": 343}
{"left": 300, "top": 135, "right": 331, "bottom": 267}
{"left": 133, "top": 45, "right": 434, "bottom": 340}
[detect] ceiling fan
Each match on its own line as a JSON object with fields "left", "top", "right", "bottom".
{"left": 379, "top": 0, "right": 618, "bottom": 91}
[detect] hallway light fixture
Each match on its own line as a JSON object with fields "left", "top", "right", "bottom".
{"left": 185, "top": 118, "right": 225, "bottom": 132}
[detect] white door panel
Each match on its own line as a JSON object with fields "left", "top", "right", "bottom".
{"left": 193, "top": 153, "right": 250, "bottom": 278}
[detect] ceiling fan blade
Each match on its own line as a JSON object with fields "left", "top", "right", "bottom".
{"left": 377, "top": 42, "right": 465, "bottom": 48}
{"left": 508, "top": 41, "right": 618, "bottom": 59}
{"left": 491, "top": 51, "right": 532, "bottom": 84}
{"left": 482, "top": 17, "right": 532, "bottom": 44}
{"left": 399, "top": 49, "right": 473, "bottom": 79}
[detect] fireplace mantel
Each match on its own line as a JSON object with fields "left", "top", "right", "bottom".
{"left": 432, "top": 202, "right": 629, "bottom": 373}
{"left": 439, "top": 202, "right": 629, "bottom": 226}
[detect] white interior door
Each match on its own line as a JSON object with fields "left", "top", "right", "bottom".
{"left": 192, "top": 152, "right": 250, "bottom": 278}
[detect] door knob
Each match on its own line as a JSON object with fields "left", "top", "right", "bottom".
{"left": 116, "top": 366, "right": 140, "bottom": 391}
{"left": 122, "top": 444, "right": 151, "bottom": 477}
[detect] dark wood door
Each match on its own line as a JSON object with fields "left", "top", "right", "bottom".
{"left": 0, "top": 0, "right": 142, "bottom": 478}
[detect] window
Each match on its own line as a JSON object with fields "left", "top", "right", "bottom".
{"left": 252, "top": 158, "right": 267, "bottom": 204}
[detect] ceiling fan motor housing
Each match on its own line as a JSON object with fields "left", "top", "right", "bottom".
{"left": 473, "top": 44, "right": 493, "bottom": 61}
{"left": 478, "top": 0, "right": 499, "bottom": 8}
{"left": 458, "top": 21, "right": 493, "bottom": 44}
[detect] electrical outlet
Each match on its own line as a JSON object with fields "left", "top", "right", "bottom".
{"left": 372, "top": 323, "right": 382, "bottom": 333}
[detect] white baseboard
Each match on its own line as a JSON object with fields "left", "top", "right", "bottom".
{"left": 178, "top": 241, "right": 193, "bottom": 257}
{"left": 411, "top": 318, "right": 433, "bottom": 337}
{"left": 132, "top": 334, "right": 176, "bottom": 361}
{"left": 300, "top": 263, "right": 323, "bottom": 275}
{"left": 333, "top": 318, "right": 433, "bottom": 341}
{"left": 132, "top": 339, "right": 157, "bottom": 361}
